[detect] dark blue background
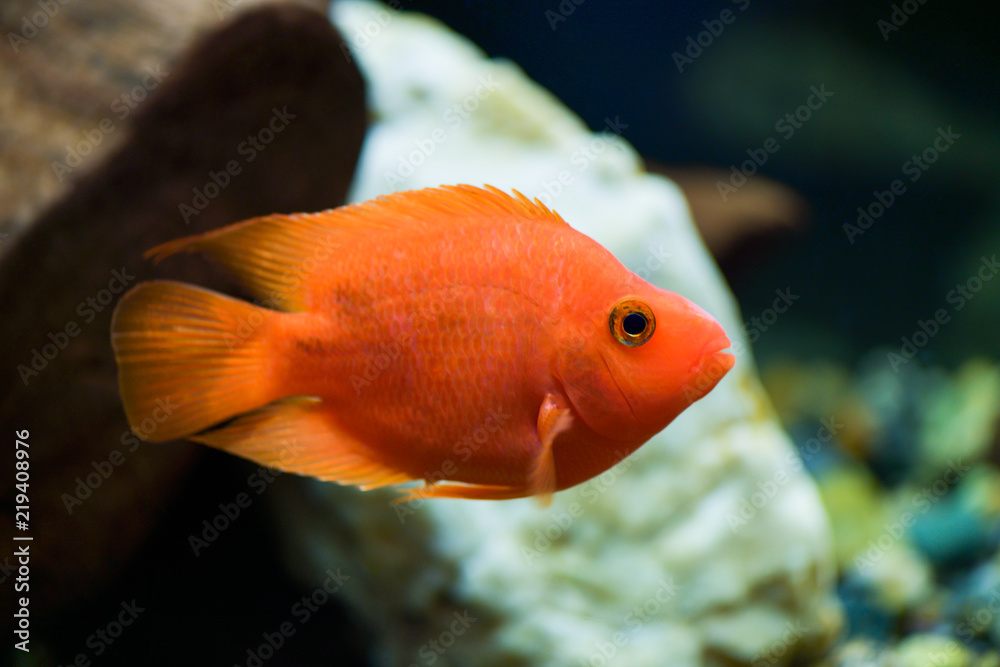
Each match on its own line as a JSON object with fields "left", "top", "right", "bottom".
{"left": 407, "top": 0, "right": 1000, "bottom": 365}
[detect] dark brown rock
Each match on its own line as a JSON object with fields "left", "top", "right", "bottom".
{"left": 0, "top": 2, "right": 366, "bottom": 622}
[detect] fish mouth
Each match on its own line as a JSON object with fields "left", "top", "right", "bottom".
{"left": 698, "top": 334, "right": 736, "bottom": 370}
{"left": 700, "top": 335, "right": 732, "bottom": 360}
{"left": 689, "top": 334, "right": 736, "bottom": 394}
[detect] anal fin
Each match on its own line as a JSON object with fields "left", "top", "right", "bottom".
{"left": 394, "top": 482, "right": 529, "bottom": 503}
{"left": 193, "top": 397, "right": 412, "bottom": 490}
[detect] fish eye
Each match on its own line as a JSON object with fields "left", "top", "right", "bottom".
{"left": 622, "top": 312, "right": 647, "bottom": 335}
{"left": 609, "top": 298, "right": 655, "bottom": 347}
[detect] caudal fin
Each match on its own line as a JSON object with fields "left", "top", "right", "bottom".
{"left": 111, "top": 280, "right": 279, "bottom": 442}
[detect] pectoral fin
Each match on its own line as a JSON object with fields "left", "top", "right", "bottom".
{"left": 531, "top": 393, "right": 573, "bottom": 506}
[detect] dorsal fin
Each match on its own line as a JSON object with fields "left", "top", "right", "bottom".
{"left": 143, "top": 185, "right": 567, "bottom": 312}
{"left": 371, "top": 184, "right": 569, "bottom": 228}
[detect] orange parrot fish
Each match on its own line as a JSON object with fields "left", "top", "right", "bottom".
{"left": 111, "top": 185, "right": 735, "bottom": 503}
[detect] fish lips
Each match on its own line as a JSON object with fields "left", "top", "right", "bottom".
{"left": 688, "top": 335, "right": 735, "bottom": 398}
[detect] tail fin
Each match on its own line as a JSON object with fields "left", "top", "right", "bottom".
{"left": 111, "top": 280, "right": 279, "bottom": 442}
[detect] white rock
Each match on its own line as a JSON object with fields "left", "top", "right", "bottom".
{"left": 270, "top": 3, "right": 842, "bottom": 665}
